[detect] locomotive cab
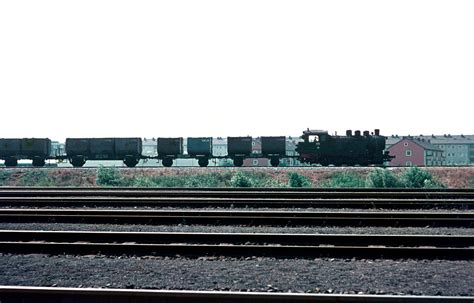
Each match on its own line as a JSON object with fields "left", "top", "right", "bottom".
{"left": 302, "top": 130, "right": 329, "bottom": 143}
{"left": 301, "top": 130, "right": 330, "bottom": 150}
{"left": 296, "top": 130, "right": 331, "bottom": 164}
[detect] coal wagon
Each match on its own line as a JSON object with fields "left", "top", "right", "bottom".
{"left": 65, "top": 138, "right": 142, "bottom": 167}
{"left": 0, "top": 138, "right": 51, "bottom": 167}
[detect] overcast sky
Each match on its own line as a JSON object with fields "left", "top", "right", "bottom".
{"left": 1, "top": 1, "right": 473, "bottom": 141}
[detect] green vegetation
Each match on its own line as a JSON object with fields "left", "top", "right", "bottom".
{"left": 320, "top": 171, "right": 366, "bottom": 188}
{"left": 96, "top": 167, "right": 125, "bottom": 186}
{"left": 0, "top": 166, "right": 448, "bottom": 189}
{"left": 321, "top": 167, "right": 445, "bottom": 189}
{"left": 230, "top": 171, "right": 286, "bottom": 188}
{"left": 366, "top": 169, "right": 402, "bottom": 188}
{"left": 0, "top": 170, "right": 13, "bottom": 185}
{"left": 96, "top": 168, "right": 286, "bottom": 188}
{"left": 399, "top": 167, "right": 445, "bottom": 188}
{"left": 230, "top": 171, "right": 253, "bottom": 187}
{"left": 17, "top": 170, "right": 54, "bottom": 187}
{"left": 287, "top": 172, "right": 312, "bottom": 187}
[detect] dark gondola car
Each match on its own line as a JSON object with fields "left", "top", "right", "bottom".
{"left": 65, "top": 138, "right": 142, "bottom": 167}
{"left": 0, "top": 138, "right": 51, "bottom": 167}
{"left": 157, "top": 138, "right": 183, "bottom": 167}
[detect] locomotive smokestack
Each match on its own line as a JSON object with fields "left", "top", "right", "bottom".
{"left": 363, "top": 131, "right": 370, "bottom": 137}
{"left": 354, "top": 130, "right": 361, "bottom": 137}
{"left": 374, "top": 129, "right": 380, "bottom": 136}
{"left": 346, "top": 130, "right": 352, "bottom": 136}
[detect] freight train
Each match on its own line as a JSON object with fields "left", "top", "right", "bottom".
{"left": 0, "top": 129, "right": 392, "bottom": 167}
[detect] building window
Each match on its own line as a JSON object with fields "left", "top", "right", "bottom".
{"left": 405, "top": 161, "right": 412, "bottom": 166}
{"left": 405, "top": 150, "right": 412, "bottom": 157}
{"left": 404, "top": 142, "right": 409, "bottom": 147}
{"left": 252, "top": 159, "right": 259, "bottom": 166}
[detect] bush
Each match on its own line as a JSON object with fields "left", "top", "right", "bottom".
{"left": 260, "top": 177, "right": 286, "bottom": 188}
{"left": 96, "top": 167, "right": 125, "bottom": 186}
{"left": 151, "top": 175, "right": 187, "bottom": 187}
{"left": 242, "top": 171, "right": 285, "bottom": 188}
{"left": 400, "top": 167, "right": 445, "bottom": 188}
{"left": 366, "top": 168, "right": 401, "bottom": 188}
{"left": 184, "top": 173, "right": 232, "bottom": 187}
{"left": 18, "top": 170, "right": 54, "bottom": 187}
{"left": 287, "top": 172, "right": 312, "bottom": 187}
{"left": 231, "top": 171, "right": 253, "bottom": 187}
{"left": 126, "top": 171, "right": 281, "bottom": 188}
{"left": 0, "top": 170, "right": 13, "bottom": 185}
{"left": 320, "top": 171, "right": 366, "bottom": 188}
{"left": 132, "top": 176, "right": 157, "bottom": 187}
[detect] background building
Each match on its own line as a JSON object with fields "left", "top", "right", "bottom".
{"left": 387, "top": 137, "right": 445, "bottom": 166}
{"left": 387, "top": 134, "right": 474, "bottom": 166}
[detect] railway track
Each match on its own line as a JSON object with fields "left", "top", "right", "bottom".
{"left": 1, "top": 187, "right": 474, "bottom": 198}
{"left": 0, "top": 209, "right": 472, "bottom": 227}
{"left": 1, "top": 188, "right": 473, "bottom": 299}
{"left": 1, "top": 187, "right": 473, "bottom": 209}
{"left": 1, "top": 196, "right": 472, "bottom": 209}
{"left": 1, "top": 286, "right": 473, "bottom": 303}
{"left": 0, "top": 230, "right": 472, "bottom": 259}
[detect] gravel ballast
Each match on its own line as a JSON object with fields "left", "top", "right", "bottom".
{"left": 3, "top": 206, "right": 471, "bottom": 212}
{"left": 0, "top": 254, "right": 472, "bottom": 296}
{"left": 0, "top": 223, "right": 471, "bottom": 235}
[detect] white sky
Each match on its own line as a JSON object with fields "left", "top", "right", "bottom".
{"left": 1, "top": 1, "right": 473, "bottom": 142}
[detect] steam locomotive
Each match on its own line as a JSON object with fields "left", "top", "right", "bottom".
{"left": 296, "top": 129, "right": 391, "bottom": 166}
{"left": 0, "top": 129, "right": 392, "bottom": 167}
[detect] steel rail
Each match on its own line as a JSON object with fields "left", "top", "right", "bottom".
{"left": 1, "top": 189, "right": 473, "bottom": 199}
{"left": 1, "top": 286, "right": 473, "bottom": 303}
{"left": 0, "top": 196, "right": 472, "bottom": 209}
{"left": 0, "top": 230, "right": 473, "bottom": 259}
{"left": 0, "top": 209, "right": 472, "bottom": 227}
{"left": 2, "top": 186, "right": 474, "bottom": 192}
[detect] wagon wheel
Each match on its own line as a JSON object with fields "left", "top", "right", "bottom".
{"left": 162, "top": 158, "right": 173, "bottom": 167}
{"left": 32, "top": 157, "right": 46, "bottom": 167}
{"left": 270, "top": 157, "right": 280, "bottom": 167}
{"left": 4, "top": 158, "right": 18, "bottom": 167}
{"left": 70, "top": 156, "right": 86, "bottom": 168}
{"left": 124, "top": 157, "right": 139, "bottom": 168}
{"left": 198, "top": 158, "right": 209, "bottom": 167}
{"left": 233, "top": 157, "right": 244, "bottom": 167}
